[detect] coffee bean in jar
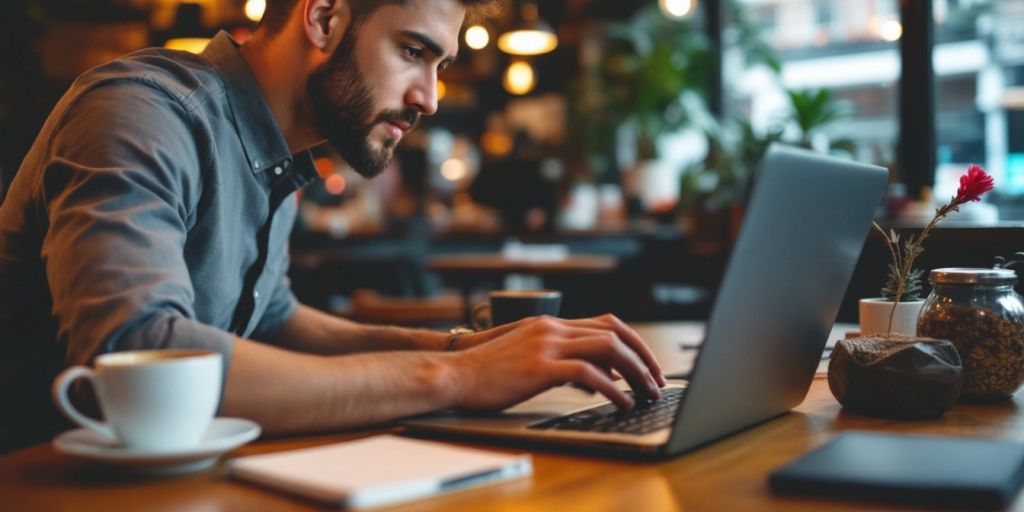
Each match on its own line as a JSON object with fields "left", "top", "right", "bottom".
{"left": 917, "top": 268, "right": 1024, "bottom": 402}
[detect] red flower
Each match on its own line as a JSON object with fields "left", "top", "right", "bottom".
{"left": 876, "top": 163, "right": 994, "bottom": 329}
{"left": 954, "top": 164, "right": 995, "bottom": 205}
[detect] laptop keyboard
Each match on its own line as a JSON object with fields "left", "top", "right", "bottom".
{"left": 528, "top": 387, "right": 686, "bottom": 435}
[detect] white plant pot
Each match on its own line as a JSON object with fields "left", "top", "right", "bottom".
{"left": 859, "top": 298, "right": 925, "bottom": 336}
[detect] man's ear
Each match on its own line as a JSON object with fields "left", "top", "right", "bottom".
{"left": 301, "top": 0, "right": 352, "bottom": 52}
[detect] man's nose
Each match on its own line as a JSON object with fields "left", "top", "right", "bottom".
{"left": 406, "top": 75, "right": 439, "bottom": 116}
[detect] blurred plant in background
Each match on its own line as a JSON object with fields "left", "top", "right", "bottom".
{"left": 567, "top": 3, "right": 711, "bottom": 186}
{"left": 681, "top": 87, "right": 854, "bottom": 212}
{"left": 668, "top": 2, "right": 857, "bottom": 249}
{"left": 680, "top": 118, "right": 784, "bottom": 214}
{"left": 598, "top": 6, "right": 712, "bottom": 161}
{"left": 786, "top": 88, "right": 855, "bottom": 153}
{"left": 567, "top": 1, "right": 788, "bottom": 223}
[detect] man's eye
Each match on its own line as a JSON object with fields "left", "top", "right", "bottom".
{"left": 401, "top": 46, "right": 424, "bottom": 61}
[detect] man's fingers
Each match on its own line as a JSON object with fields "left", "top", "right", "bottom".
{"left": 517, "top": 315, "right": 664, "bottom": 391}
{"left": 553, "top": 361, "right": 634, "bottom": 410}
{"left": 558, "top": 316, "right": 666, "bottom": 386}
{"left": 569, "top": 365, "right": 617, "bottom": 394}
{"left": 556, "top": 335, "right": 660, "bottom": 400}
{"left": 542, "top": 325, "right": 654, "bottom": 391}
{"left": 570, "top": 316, "right": 663, "bottom": 384}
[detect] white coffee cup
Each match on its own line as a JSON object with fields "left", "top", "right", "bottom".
{"left": 52, "top": 350, "right": 222, "bottom": 451}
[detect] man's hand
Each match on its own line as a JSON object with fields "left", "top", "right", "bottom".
{"left": 449, "top": 314, "right": 666, "bottom": 411}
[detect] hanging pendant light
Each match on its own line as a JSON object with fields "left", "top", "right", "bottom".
{"left": 497, "top": 2, "right": 557, "bottom": 56}
{"left": 503, "top": 60, "right": 536, "bottom": 95}
{"left": 244, "top": 0, "right": 266, "bottom": 23}
{"left": 659, "top": 0, "right": 696, "bottom": 19}
{"left": 464, "top": 25, "right": 490, "bottom": 50}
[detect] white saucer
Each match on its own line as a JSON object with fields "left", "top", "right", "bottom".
{"left": 53, "top": 417, "right": 261, "bottom": 476}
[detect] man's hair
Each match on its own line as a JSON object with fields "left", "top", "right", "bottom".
{"left": 259, "top": 0, "right": 504, "bottom": 36}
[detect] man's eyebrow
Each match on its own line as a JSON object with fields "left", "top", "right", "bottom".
{"left": 400, "top": 30, "right": 458, "bottom": 66}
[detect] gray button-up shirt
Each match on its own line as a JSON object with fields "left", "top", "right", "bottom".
{"left": 0, "top": 32, "right": 317, "bottom": 447}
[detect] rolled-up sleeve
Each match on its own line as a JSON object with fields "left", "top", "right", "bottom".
{"left": 40, "top": 81, "right": 234, "bottom": 375}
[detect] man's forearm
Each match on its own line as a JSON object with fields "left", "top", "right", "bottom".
{"left": 221, "top": 338, "right": 460, "bottom": 434}
{"left": 272, "top": 304, "right": 449, "bottom": 355}
{"left": 223, "top": 313, "right": 668, "bottom": 435}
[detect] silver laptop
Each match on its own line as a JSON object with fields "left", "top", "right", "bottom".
{"left": 405, "top": 145, "right": 888, "bottom": 459}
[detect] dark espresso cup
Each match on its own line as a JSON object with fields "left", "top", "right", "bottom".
{"left": 472, "top": 290, "right": 562, "bottom": 330}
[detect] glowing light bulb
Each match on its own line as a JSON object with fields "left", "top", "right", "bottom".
{"left": 437, "top": 79, "right": 447, "bottom": 102}
{"left": 503, "top": 61, "right": 535, "bottom": 95}
{"left": 441, "top": 159, "right": 468, "bottom": 181}
{"left": 497, "top": 30, "right": 557, "bottom": 56}
{"left": 880, "top": 19, "right": 903, "bottom": 41}
{"left": 659, "top": 0, "right": 694, "bottom": 19}
{"left": 244, "top": 0, "right": 266, "bottom": 23}
{"left": 481, "top": 132, "right": 513, "bottom": 157}
{"left": 325, "top": 174, "right": 346, "bottom": 195}
{"left": 315, "top": 157, "right": 335, "bottom": 178}
{"left": 465, "top": 25, "right": 490, "bottom": 50}
{"left": 164, "top": 38, "right": 211, "bottom": 54}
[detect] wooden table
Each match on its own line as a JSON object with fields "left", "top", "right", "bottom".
{"left": 6, "top": 323, "right": 1024, "bottom": 511}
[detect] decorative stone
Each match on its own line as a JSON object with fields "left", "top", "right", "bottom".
{"left": 827, "top": 335, "right": 963, "bottom": 419}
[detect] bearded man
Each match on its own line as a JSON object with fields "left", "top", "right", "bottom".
{"left": 0, "top": 0, "right": 664, "bottom": 452}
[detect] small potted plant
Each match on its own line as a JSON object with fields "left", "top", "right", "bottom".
{"left": 859, "top": 165, "right": 995, "bottom": 335}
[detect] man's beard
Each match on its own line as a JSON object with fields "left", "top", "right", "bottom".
{"left": 306, "top": 30, "right": 420, "bottom": 178}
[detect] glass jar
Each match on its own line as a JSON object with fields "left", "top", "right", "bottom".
{"left": 917, "top": 268, "right": 1024, "bottom": 401}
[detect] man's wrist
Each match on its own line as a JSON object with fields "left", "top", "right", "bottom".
{"left": 430, "top": 350, "right": 467, "bottom": 408}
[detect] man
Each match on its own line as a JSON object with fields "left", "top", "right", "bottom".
{"left": 0, "top": 0, "right": 664, "bottom": 451}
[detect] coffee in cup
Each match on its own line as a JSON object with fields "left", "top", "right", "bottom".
{"left": 52, "top": 350, "right": 222, "bottom": 451}
{"left": 472, "top": 290, "right": 562, "bottom": 330}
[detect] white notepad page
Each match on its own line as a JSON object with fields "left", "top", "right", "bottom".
{"left": 228, "top": 435, "right": 532, "bottom": 509}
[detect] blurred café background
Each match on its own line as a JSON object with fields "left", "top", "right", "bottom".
{"left": 3, "top": 0, "right": 1024, "bottom": 327}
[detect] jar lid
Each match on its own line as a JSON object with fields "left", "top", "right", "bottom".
{"left": 929, "top": 268, "right": 1018, "bottom": 284}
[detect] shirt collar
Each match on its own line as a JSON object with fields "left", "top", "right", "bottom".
{"left": 203, "top": 31, "right": 292, "bottom": 174}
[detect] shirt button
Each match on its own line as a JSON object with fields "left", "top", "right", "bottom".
{"left": 283, "top": 159, "right": 291, "bottom": 169}
{"left": 273, "top": 166, "right": 283, "bottom": 175}
{"left": 253, "top": 290, "right": 260, "bottom": 300}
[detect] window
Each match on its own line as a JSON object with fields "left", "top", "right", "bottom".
{"left": 934, "top": 0, "right": 1024, "bottom": 206}
{"left": 726, "top": 0, "right": 901, "bottom": 166}
{"left": 752, "top": 4, "right": 778, "bottom": 41}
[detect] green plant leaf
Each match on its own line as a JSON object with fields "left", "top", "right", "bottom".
{"left": 785, "top": 88, "right": 852, "bottom": 147}
{"left": 903, "top": 267, "right": 925, "bottom": 300}
{"left": 880, "top": 263, "right": 903, "bottom": 300}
